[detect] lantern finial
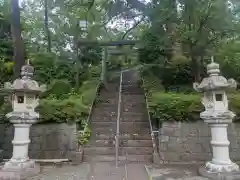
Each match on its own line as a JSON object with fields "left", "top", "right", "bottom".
{"left": 21, "top": 60, "right": 34, "bottom": 79}
{"left": 207, "top": 56, "right": 220, "bottom": 75}
{"left": 211, "top": 56, "right": 214, "bottom": 63}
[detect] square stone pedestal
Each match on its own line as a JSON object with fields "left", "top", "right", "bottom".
{"left": 0, "top": 160, "right": 40, "bottom": 180}
{"left": 199, "top": 166, "right": 240, "bottom": 180}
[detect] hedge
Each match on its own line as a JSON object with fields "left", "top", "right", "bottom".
{"left": 37, "top": 96, "right": 88, "bottom": 124}
{"left": 141, "top": 69, "right": 240, "bottom": 122}
{"left": 0, "top": 78, "right": 100, "bottom": 125}
{"left": 146, "top": 90, "right": 240, "bottom": 123}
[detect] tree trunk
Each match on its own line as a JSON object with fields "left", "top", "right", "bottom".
{"left": 44, "top": 0, "right": 51, "bottom": 52}
{"left": 11, "top": 0, "right": 25, "bottom": 78}
{"left": 192, "top": 56, "right": 201, "bottom": 82}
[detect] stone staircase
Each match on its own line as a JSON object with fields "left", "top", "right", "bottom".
{"left": 119, "top": 70, "right": 153, "bottom": 162}
{"left": 83, "top": 70, "right": 153, "bottom": 163}
{"left": 83, "top": 78, "right": 119, "bottom": 162}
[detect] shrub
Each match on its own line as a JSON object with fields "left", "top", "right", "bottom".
{"left": 77, "top": 127, "right": 91, "bottom": 145}
{"left": 140, "top": 63, "right": 194, "bottom": 92}
{"left": 148, "top": 92, "right": 202, "bottom": 122}
{"left": 43, "top": 79, "right": 72, "bottom": 99}
{"left": 37, "top": 96, "right": 88, "bottom": 124}
{"left": 37, "top": 77, "right": 100, "bottom": 124}
{"left": 147, "top": 91, "right": 240, "bottom": 122}
{"left": 142, "top": 70, "right": 240, "bottom": 122}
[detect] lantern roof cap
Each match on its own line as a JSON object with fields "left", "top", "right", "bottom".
{"left": 207, "top": 57, "right": 220, "bottom": 75}
{"left": 193, "top": 57, "right": 237, "bottom": 91}
{"left": 4, "top": 60, "right": 46, "bottom": 93}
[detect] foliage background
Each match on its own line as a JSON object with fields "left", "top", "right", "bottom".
{"left": 1, "top": 0, "right": 240, "bottom": 126}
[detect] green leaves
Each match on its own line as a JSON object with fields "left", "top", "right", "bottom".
{"left": 36, "top": 72, "right": 100, "bottom": 124}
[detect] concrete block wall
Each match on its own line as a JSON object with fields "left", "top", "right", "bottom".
{"left": 0, "top": 123, "right": 78, "bottom": 159}
{"left": 159, "top": 121, "right": 240, "bottom": 163}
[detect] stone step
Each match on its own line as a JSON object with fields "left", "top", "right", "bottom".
{"left": 92, "top": 115, "right": 117, "bottom": 122}
{"left": 84, "top": 147, "right": 115, "bottom": 155}
{"left": 93, "top": 127, "right": 150, "bottom": 134}
{"left": 121, "top": 139, "right": 153, "bottom": 147}
{"left": 121, "top": 111, "right": 146, "bottom": 116}
{"left": 94, "top": 103, "right": 118, "bottom": 109}
{"left": 122, "top": 88, "right": 144, "bottom": 94}
{"left": 121, "top": 99, "right": 146, "bottom": 104}
{"left": 120, "top": 115, "right": 148, "bottom": 122}
{"left": 93, "top": 107, "right": 118, "bottom": 113}
{"left": 122, "top": 147, "right": 153, "bottom": 155}
{"left": 122, "top": 102, "right": 146, "bottom": 108}
{"left": 120, "top": 123, "right": 150, "bottom": 132}
{"left": 91, "top": 121, "right": 116, "bottom": 128}
{"left": 125, "top": 154, "right": 152, "bottom": 162}
{"left": 90, "top": 116, "right": 148, "bottom": 124}
{"left": 120, "top": 129, "right": 150, "bottom": 134}
{"left": 120, "top": 116, "right": 148, "bottom": 122}
{"left": 121, "top": 109, "right": 147, "bottom": 114}
{"left": 121, "top": 133, "right": 152, "bottom": 140}
{"left": 83, "top": 155, "right": 123, "bottom": 162}
{"left": 96, "top": 98, "right": 118, "bottom": 105}
{"left": 84, "top": 147, "right": 153, "bottom": 155}
{"left": 122, "top": 86, "right": 143, "bottom": 90}
{"left": 122, "top": 95, "right": 145, "bottom": 100}
{"left": 86, "top": 139, "right": 116, "bottom": 147}
{"left": 122, "top": 89, "right": 143, "bottom": 94}
{"left": 86, "top": 139, "right": 153, "bottom": 147}
{"left": 93, "top": 127, "right": 116, "bottom": 134}
{"left": 91, "top": 112, "right": 148, "bottom": 122}
{"left": 92, "top": 133, "right": 152, "bottom": 140}
{"left": 91, "top": 121, "right": 149, "bottom": 129}
{"left": 91, "top": 111, "right": 118, "bottom": 118}
{"left": 83, "top": 154, "right": 152, "bottom": 162}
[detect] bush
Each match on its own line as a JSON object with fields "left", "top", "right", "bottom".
{"left": 147, "top": 91, "right": 240, "bottom": 122}
{"left": 43, "top": 79, "right": 72, "bottom": 99}
{"left": 37, "top": 96, "right": 88, "bottom": 124}
{"left": 142, "top": 71, "right": 240, "bottom": 122}
{"left": 37, "top": 77, "right": 100, "bottom": 124}
{"left": 77, "top": 127, "right": 91, "bottom": 145}
{"left": 148, "top": 92, "right": 202, "bottom": 122}
{"left": 140, "top": 63, "right": 194, "bottom": 92}
{"left": 0, "top": 77, "right": 100, "bottom": 125}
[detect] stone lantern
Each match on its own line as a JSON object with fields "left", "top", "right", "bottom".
{"left": 0, "top": 61, "right": 46, "bottom": 179}
{"left": 194, "top": 57, "right": 240, "bottom": 179}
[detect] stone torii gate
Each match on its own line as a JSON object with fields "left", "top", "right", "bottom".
{"left": 77, "top": 39, "right": 140, "bottom": 85}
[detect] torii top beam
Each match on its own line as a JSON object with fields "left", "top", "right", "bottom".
{"left": 77, "top": 40, "right": 140, "bottom": 47}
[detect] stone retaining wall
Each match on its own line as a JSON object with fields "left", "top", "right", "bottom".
{"left": 0, "top": 123, "right": 78, "bottom": 159}
{"left": 159, "top": 121, "right": 240, "bottom": 163}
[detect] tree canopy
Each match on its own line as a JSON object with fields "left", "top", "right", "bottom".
{"left": 0, "top": 0, "right": 240, "bottom": 84}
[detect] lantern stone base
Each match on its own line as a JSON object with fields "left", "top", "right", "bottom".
{"left": 199, "top": 164, "right": 240, "bottom": 180}
{"left": 205, "top": 161, "right": 239, "bottom": 172}
{"left": 0, "top": 160, "right": 40, "bottom": 180}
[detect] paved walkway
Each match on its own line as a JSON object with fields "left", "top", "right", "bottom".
{"left": 27, "top": 163, "right": 211, "bottom": 180}
{"left": 27, "top": 163, "right": 90, "bottom": 180}
{"left": 27, "top": 162, "right": 149, "bottom": 180}
{"left": 145, "top": 164, "right": 210, "bottom": 180}
{"left": 89, "top": 162, "right": 149, "bottom": 180}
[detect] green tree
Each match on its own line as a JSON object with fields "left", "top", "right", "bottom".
{"left": 140, "top": 0, "right": 236, "bottom": 82}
